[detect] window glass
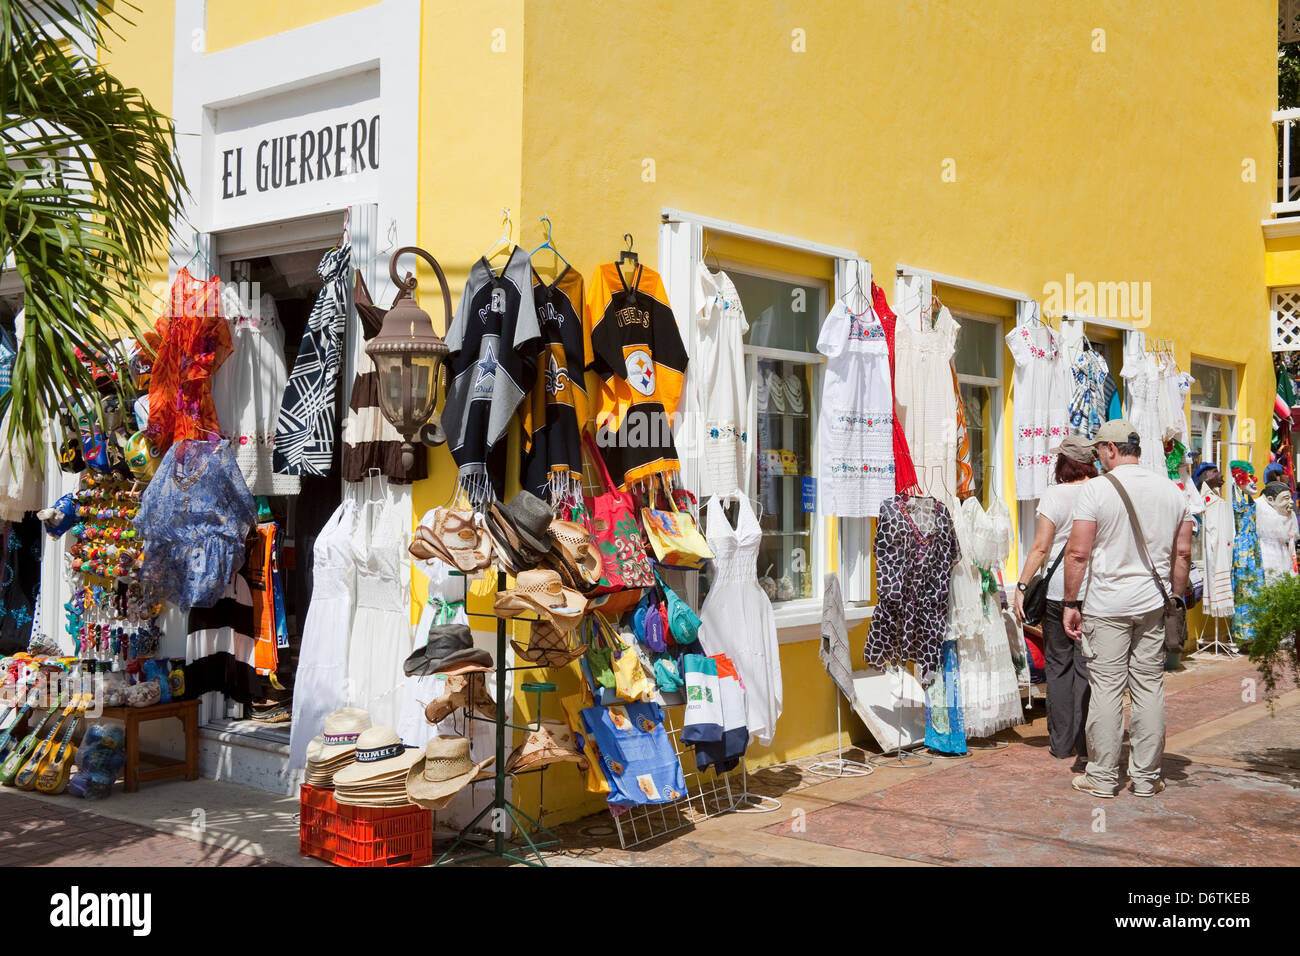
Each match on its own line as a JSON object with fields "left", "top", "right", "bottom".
{"left": 1191, "top": 361, "right": 1234, "bottom": 411}
{"left": 753, "top": 356, "right": 815, "bottom": 603}
{"left": 960, "top": 382, "right": 994, "bottom": 506}
{"left": 732, "top": 272, "right": 822, "bottom": 354}
{"left": 953, "top": 316, "right": 999, "bottom": 379}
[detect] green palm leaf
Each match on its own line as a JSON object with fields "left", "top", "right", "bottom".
{"left": 1, "top": 0, "right": 186, "bottom": 462}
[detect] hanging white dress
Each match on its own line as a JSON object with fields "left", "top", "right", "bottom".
{"left": 1256, "top": 502, "right": 1297, "bottom": 582}
{"left": 1121, "top": 338, "right": 1164, "bottom": 474}
{"left": 289, "top": 499, "right": 358, "bottom": 768}
{"left": 346, "top": 496, "right": 412, "bottom": 730}
{"left": 0, "top": 313, "right": 43, "bottom": 522}
{"left": 1200, "top": 488, "right": 1236, "bottom": 617}
{"left": 212, "top": 293, "right": 301, "bottom": 497}
{"left": 815, "top": 299, "right": 895, "bottom": 517}
{"left": 694, "top": 265, "right": 751, "bottom": 501}
{"left": 955, "top": 497, "right": 1022, "bottom": 738}
{"left": 895, "top": 303, "right": 958, "bottom": 499}
{"left": 1006, "top": 322, "right": 1070, "bottom": 500}
{"left": 697, "top": 494, "right": 782, "bottom": 746}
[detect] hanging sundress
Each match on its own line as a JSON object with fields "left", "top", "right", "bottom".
{"left": 1121, "top": 338, "right": 1165, "bottom": 475}
{"left": 924, "top": 641, "right": 966, "bottom": 755}
{"left": 289, "top": 500, "right": 358, "bottom": 768}
{"left": 895, "top": 296, "right": 958, "bottom": 498}
{"left": 694, "top": 264, "right": 751, "bottom": 502}
{"left": 274, "top": 242, "right": 351, "bottom": 477}
{"left": 816, "top": 299, "right": 895, "bottom": 517}
{"left": 1006, "top": 322, "right": 1070, "bottom": 500}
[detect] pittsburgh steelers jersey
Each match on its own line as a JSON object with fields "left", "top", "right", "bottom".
{"left": 584, "top": 262, "right": 688, "bottom": 489}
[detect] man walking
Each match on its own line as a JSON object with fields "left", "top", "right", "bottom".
{"left": 1061, "top": 420, "right": 1194, "bottom": 798}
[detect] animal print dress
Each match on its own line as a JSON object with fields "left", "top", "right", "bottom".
{"left": 865, "top": 495, "right": 961, "bottom": 676}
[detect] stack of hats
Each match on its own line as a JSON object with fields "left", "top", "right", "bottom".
{"left": 332, "top": 726, "right": 424, "bottom": 807}
{"left": 484, "top": 490, "right": 554, "bottom": 572}
{"left": 304, "top": 707, "right": 371, "bottom": 788}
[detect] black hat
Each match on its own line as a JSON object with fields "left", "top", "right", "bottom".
{"left": 403, "top": 624, "right": 493, "bottom": 677}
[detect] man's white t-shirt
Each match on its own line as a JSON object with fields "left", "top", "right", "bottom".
{"left": 1036, "top": 480, "right": 1089, "bottom": 602}
{"left": 1072, "top": 463, "right": 1193, "bottom": 617}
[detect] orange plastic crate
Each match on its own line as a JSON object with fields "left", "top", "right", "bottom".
{"left": 299, "top": 784, "right": 432, "bottom": 867}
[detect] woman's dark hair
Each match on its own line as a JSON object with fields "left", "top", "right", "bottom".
{"left": 1055, "top": 454, "right": 1097, "bottom": 483}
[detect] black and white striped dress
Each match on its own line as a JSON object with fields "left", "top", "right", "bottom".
{"left": 273, "top": 242, "right": 351, "bottom": 476}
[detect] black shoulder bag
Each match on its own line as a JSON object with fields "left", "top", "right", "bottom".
{"left": 1103, "top": 472, "right": 1189, "bottom": 653}
{"left": 1021, "top": 547, "right": 1065, "bottom": 627}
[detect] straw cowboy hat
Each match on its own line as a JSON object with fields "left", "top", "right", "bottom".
{"left": 424, "top": 671, "right": 499, "bottom": 725}
{"left": 543, "top": 520, "right": 602, "bottom": 593}
{"left": 505, "top": 720, "right": 589, "bottom": 775}
{"left": 494, "top": 568, "right": 586, "bottom": 633}
{"left": 404, "top": 736, "right": 495, "bottom": 811}
{"left": 331, "top": 726, "right": 423, "bottom": 786}
{"left": 409, "top": 508, "right": 493, "bottom": 573}
{"left": 404, "top": 623, "right": 493, "bottom": 676}
{"left": 511, "top": 620, "right": 587, "bottom": 668}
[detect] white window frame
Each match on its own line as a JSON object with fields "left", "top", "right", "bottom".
{"left": 659, "top": 211, "right": 871, "bottom": 637}
{"left": 1189, "top": 358, "right": 1238, "bottom": 467}
{"left": 951, "top": 310, "right": 1006, "bottom": 508}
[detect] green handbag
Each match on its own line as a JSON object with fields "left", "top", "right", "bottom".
{"left": 585, "top": 618, "right": 616, "bottom": 689}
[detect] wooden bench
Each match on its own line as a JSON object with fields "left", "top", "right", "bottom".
{"left": 98, "top": 699, "right": 201, "bottom": 793}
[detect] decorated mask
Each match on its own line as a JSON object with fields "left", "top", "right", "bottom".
{"left": 1229, "top": 460, "right": 1257, "bottom": 496}
{"left": 125, "top": 431, "right": 162, "bottom": 480}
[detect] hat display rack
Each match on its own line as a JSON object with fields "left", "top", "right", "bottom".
{"left": 432, "top": 567, "right": 563, "bottom": 868}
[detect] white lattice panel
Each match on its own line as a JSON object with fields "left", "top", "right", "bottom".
{"left": 1271, "top": 287, "right": 1300, "bottom": 352}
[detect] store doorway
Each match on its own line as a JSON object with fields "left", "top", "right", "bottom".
{"left": 204, "top": 209, "right": 356, "bottom": 742}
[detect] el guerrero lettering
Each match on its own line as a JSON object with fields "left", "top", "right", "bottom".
{"left": 220, "top": 114, "right": 380, "bottom": 199}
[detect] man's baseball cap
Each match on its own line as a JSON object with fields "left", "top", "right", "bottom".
{"left": 1081, "top": 419, "right": 1140, "bottom": 448}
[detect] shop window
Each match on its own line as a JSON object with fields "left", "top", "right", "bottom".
{"left": 697, "top": 265, "right": 828, "bottom": 608}
{"left": 1189, "top": 360, "right": 1238, "bottom": 468}
{"left": 952, "top": 312, "right": 1004, "bottom": 508}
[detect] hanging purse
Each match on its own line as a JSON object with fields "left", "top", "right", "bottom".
{"left": 584, "top": 618, "right": 616, "bottom": 690}
{"left": 640, "top": 476, "right": 714, "bottom": 570}
{"left": 582, "top": 432, "right": 656, "bottom": 593}
{"left": 1020, "top": 547, "right": 1065, "bottom": 627}
{"left": 1103, "top": 473, "right": 1190, "bottom": 653}
{"left": 656, "top": 569, "right": 702, "bottom": 646}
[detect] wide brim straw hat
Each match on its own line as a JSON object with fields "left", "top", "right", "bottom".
{"left": 405, "top": 735, "right": 495, "bottom": 810}
{"left": 505, "top": 720, "right": 589, "bottom": 775}
{"left": 494, "top": 568, "right": 586, "bottom": 632}
{"left": 304, "top": 707, "right": 372, "bottom": 768}
{"left": 331, "top": 727, "right": 423, "bottom": 786}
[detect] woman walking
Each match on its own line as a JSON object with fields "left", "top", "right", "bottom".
{"left": 1014, "top": 436, "right": 1097, "bottom": 765}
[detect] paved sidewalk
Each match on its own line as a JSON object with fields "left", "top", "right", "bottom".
{"left": 0, "top": 655, "right": 1293, "bottom": 866}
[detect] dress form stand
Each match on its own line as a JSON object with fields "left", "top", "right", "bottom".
{"left": 731, "top": 755, "right": 782, "bottom": 813}
{"left": 807, "top": 697, "right": 873, "bottom": 778}
{"left": 1190, "top": 616, "right": 1237, "bottom": 660}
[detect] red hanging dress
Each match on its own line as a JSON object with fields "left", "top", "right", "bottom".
{"left": 872, "top": 282, "right": 920, "bottom": 494}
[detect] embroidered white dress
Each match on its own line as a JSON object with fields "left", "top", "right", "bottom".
{"left": 955, "top": 497, "right": 1022, "bottom": 738}
{"left": 816, "top": 300, "right": 895, "bottom": 517}
{"left": 895, "top": 305, "right": 958, "bottom": 499}
{"left": 1256, "top": 502, "right": 1297, "bottom": 582}
{"left": 346, "top": 496, "right": 412, "bottom": 730}
{"left": 697, "top": 495, "right": 782, "bottom": 746}
{"left": 289, "top": 499, "right": 358, "bottom": 769}
{"left": 1006, "top": 324, "right": 1070, "bottom": 499}
{"left": 1121, "top": 339, "right": 1165, "bottom": 475}
{"left": 694, "top": 265, "right": 750, "bottom": 500}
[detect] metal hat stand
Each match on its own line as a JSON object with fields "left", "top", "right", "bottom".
{"left": 1188, "top": 615, "right": 1238, "bottom": 660}
{"left": 434, "top": 568, "right": 561, "bottom": 868}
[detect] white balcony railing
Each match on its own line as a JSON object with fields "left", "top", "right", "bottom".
{"left": 1274, "top": 108, "right": 1300, "bottom": 215}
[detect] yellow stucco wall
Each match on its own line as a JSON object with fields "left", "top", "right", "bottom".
{"left": 98, "top": 0, "right": 1281, "bottom": 827}
{"left": 203, "top": 0, "right": 381, "bottom": 53}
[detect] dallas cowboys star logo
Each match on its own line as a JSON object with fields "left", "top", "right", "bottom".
{"left": 475, "top": 343, "right": 499, "bottom": 390}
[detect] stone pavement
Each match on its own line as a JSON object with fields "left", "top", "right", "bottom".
{"left": 0, "top": 655, "right": 1294, "bottom": 867}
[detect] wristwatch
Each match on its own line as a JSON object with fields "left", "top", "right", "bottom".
{"left": 1063, "top": 600, "right": 1083, "bottom": 610}
{"left": 1016, "top": 582, "right": 1028, "bottom": 592}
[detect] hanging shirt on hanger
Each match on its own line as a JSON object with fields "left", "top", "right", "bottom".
{"left": 519, "top": 265, "right": 588, "bottom": 506}
{"left": 274, "top": 242, "right": 352, "bottom": 477}
{"left": 895, "top": 287, "right": 958, "bottom": 498}
{"left": 444, "top": 246, "right": 540, "bottom": 506}
{"left": 816, "top": 298, "right": 895, "bottom": 517}
{"left": 1068, "top": 347, "right": 1110, "bottom": 440}
{"left": 584, "top": 262, "right": 688, "bottom": 490}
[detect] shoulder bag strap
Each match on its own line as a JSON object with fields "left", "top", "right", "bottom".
{"left": 1102, "top": 472, "right": 1172, "bottom": 607}
{"left": 1043, "top": 545, "right": 1067, "bottom": 581}
{"left": 582, "top": 429, "right": 618, "bottom": 495}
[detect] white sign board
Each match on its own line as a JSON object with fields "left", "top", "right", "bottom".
{"left": 209, "top": 70, "right": 380, "bottom": 228}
